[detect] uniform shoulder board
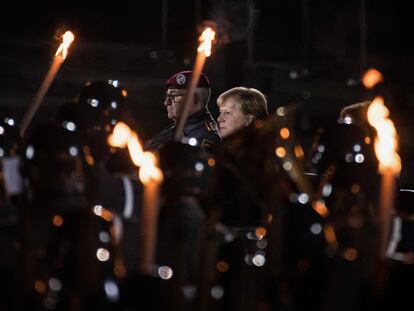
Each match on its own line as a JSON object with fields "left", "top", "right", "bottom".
{"left": 204, "top": 121, "right": 219, "bottom": 133}
{"left": 200, "top": 138, "right": 214, "bottom": 150}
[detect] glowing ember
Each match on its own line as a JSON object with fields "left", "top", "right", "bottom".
{"left": 55, "top": 31, "right": 75, "bottom": 59}
{"left": 367, "top": 96, "right": 401, "bottom": 174}
{"left": 197, "top": 27, "right": 215, "bottom": 57}
{"left": 362, "top": 68, "right": 384, "bottom": 90}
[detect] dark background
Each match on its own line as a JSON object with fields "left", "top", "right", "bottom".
{"left": 1, "top": 0, "right": 413, "bottom": 185}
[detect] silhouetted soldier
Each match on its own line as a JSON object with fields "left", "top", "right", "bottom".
{"left": 0, "top": 114, "right": 25, "bottom": 310}
{"left": 20, "top": 122, "right": 123, "bottom": 310}
{"left": 56, "top": 80, "right": 143, "bottom": 279}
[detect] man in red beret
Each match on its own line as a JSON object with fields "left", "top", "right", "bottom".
{"left": 144, "top": 70, "right": 221, "bottom": 151}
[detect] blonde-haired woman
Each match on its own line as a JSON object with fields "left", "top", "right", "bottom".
{"left": 216, "top": 86, "right": 268, "bottom": 138}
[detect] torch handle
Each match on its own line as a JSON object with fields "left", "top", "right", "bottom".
{"left": 139, "top": 180, "right": 161, "bottom": 274}
{"left": 173, "top": 53, "right": 206, "bottom": 142}
{"left": 19, "top": 56, "right": 63, "bottom": 136}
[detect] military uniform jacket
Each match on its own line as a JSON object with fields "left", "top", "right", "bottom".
{"left": 144, "top": 108, "right": 221, "bottom": 151}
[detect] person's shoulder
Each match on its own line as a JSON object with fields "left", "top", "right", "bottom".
{"left": 203, "top": 119, "right": 220, "bottom": 133}
{"left": 184, "top": 119, "right": 221, "bottom": 147}
{"left": 191, "top": 119, "right": 220, "bottom": 137}
{"left": 144, "top": 123, "right": 175, "bottom": 151}
{"left": 199, "top": 121, "right": 221, "bottom": 148}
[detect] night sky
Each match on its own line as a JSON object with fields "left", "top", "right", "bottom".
{"left": 3, "top": 1, "right": 413, "bottom": 63}
{"left": 2, "top": 1, "right": 413, "bottom": 70}
{"left": 2, "top": 0, "right": 414, "bottom": 107}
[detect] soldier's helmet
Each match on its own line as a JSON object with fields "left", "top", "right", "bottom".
{"left": 76, "top": 80, "right": 127, "bottom": 162}
{"left": 311, "top": 120, "right": 378, "bottom": 186}
{"left": 22, "top": 123, "right": 94, "bottom": 196}
{"left": 78, "top": 80, "right": 126, "bottom": 124}
{"left": 54, "top": 100, "right": 82, "bottom": 129}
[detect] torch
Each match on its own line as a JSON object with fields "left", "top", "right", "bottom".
{"left": 361, "top": 68, "right": 401, "bottom": 260}
{"left": 367, "top": 96, "right": 401, "bottom": 260}
{"left": 173, "top": 25, "right": 216, "bottom": 142}
{"left": 19, "top": 30, "right": 75, "bottom": 136}
{"left": 108, "top": 122, "right": 164, "bottom": 275}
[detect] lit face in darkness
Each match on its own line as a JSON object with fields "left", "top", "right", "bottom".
{"left": 217, "top": 99, "right": 251, "bottom": 138}
{"left": 164, "top": 88, "right": 187, "bottom": 120}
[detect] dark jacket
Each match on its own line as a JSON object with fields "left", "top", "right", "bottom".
{"left": 144, "top": 107, "right": 221, "bottom": 151}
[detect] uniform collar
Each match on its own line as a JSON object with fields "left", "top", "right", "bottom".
{"left": 187, "top": 107, "right": 210, "bottom": 123}
{"left": 183, "top": 107, "right": 212, "bottom": 135}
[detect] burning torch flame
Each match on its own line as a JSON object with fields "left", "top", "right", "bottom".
{"left": 110, "top": 122, "right": 163, "bottom": 275}
{"left": 174, "top": 25, "right": 216, "bottom": 141}
{"left": 19, "top": 29, "right": 75, "bottom": 136}
{"left": 367, "top": 96, "right": 401, "bottom": 174}
{"left": 362, "top": 68, "right": 384, "bottom": 90}
{"left": 55, "top": 31, "right": 75, "bottom": 60}
{"left": 108, "top": 122, "right": 163, "bottom": 184}
{"left": 197, "top": 27, "right": 215, "bottom": 57}
{"left": 107, "top": 121, "right": 131, "bottom": 148}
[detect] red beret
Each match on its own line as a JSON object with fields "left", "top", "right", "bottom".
{"left": 165, "top": 70, "right": 210, "bottom": 89}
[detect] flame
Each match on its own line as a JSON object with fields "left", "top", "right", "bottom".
{"left": 109, "top": 122, "right": 163, "bottom": 184}
{"left": 55, "top": 31, "right": 75, "bottom": 59}
{"left": 127, "top": 132, "right": 144, "bottom": 166}
{"left": 367, "top": 96, "right": 401, "bottom": 174}
{"left": 108, "top": 122, "right": 131, "bottom": 148}
{"left": 362, "top": 68, "right": 384, "bottom": 89}
{"left": 197, "top": 27, "right": 215, "bottom": 57}
{"left": 139, "top": 153, "right": 164, "bottom": 184}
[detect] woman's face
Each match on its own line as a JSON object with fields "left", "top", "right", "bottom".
{"left": 217, "top": 99, "right": 250, "bottom": 138}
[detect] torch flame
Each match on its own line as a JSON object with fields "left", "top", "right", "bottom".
{"left": 362, "top": 68, "right": 384, "bottom": 90}
{"left": 109, "top": 122, "right": 163, "bottom": 184}
{"left": 127, "top": 133, "right": 144, "bottom": 167}
{"left": 197, "top": 27, "right": 215, "bottom": 57}
{"left": 367, "top": 96, "right": 401, "bottom": 174}
{"left": 55, "top": 31, "right": 75, "bottom": 59}
{"left": 107, "top": 122, "right": 131, "bottom": 148}
{"left": 139, "top": 152, "right": 164, "bottom": 184}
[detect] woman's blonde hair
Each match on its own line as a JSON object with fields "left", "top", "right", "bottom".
{"left": 217, "top": 86, "right": 268, "bottom": 119}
